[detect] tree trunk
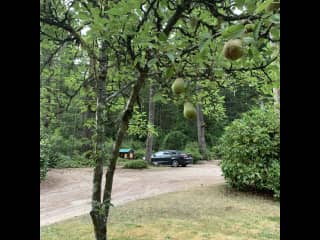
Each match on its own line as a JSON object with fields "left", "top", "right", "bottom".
{"left": 273, "top": 87, "right": 280, "bottom": 105}
{"left": 196, "top": 104, "right": 209, "bottom": 160}
{"left": 82, "top": 96, "right": 95, "bottom": 154}
{"left": 272, "top": 87, "right": 280, "bottom": 114}
{"left": 89, "top": 1, "right": 192, "bottom": 237}
{"left": 101, "top": 70, "right": 147, "bottom": 239}
{"left": 145, "top": 83, "right": 155, "bottom": 162}
{"left": 196, "top": 83, "right": 208, "bottom": 160}
{"left": 90, "top": 41, "right": 108, "bottom": 240}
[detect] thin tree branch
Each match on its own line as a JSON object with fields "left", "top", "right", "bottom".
{"left": 224, "top": 56, "right": 279, "bottom": 73}
{"left": 40, "top": 44, "right": 64, "bottom": 75}
{"left": 40, "top": 16, "right": 98, "bottom": 60}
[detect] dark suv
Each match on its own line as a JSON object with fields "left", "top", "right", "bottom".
{"left": 151, "top": 150, "right": 193, "bottom": 167}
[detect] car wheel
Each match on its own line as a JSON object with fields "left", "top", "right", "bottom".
{"left": 171, "top": 160, "right": 179, "bottom": 167}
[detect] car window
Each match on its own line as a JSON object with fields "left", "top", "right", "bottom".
{"left": 154, "top": 151, "right": 163, "bottom": 156}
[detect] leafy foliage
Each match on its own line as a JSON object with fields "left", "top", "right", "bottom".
{"left": 123, "top": 160, "right": 148, "bottom": 169}
{"left": 218, "top": 106, "right": 280, "bottom": 198}
{"left": 161, "top": 131, "right": 188, "bottom": 150}
{"left": 47, "top": 129, "right": 94, "bottom": 168}
{"left": 40, "top": 134, "right": 49, "bottom": 181}
{"left": 40, "top": 0, "right": 280, "bottom": 167}
{"left": 184, "top": 142, "right": 202, "bottom": 164}
{"left": 128, "top": 108, "right": 158, "bottom": 139}
{"left": 133, "top": 149, "right": 146, "bottom": 160}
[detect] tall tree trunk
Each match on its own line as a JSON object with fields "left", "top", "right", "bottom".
{"left": 90, "top": 41, "right": 108, "bottom": 240}
{"left": 145, "top": 83, "right": 155, "bottom": 162}
{"left": 196, "top": 104, "right": 209, "bottom": 160}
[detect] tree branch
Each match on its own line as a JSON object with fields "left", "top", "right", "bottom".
{"left": 202, "top": 0, "right": 260, "bottom": 22}
{"left": 40, "top": 16, "right": 98, "bottom": 60}
{"left": 136, "top": 0, "right": 157, "bottom": 32}
{"left": 224, "top": 56, "right": 279, "bottom": 73}
{"left": 163, "top": 0, "right": 193, "bottom": 36}
{"left": 40, "top": 44, "right": 64, "bottom": 75}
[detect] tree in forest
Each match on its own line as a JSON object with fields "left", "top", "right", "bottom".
{"left": 41, "top": 0, "right": 280, "bottom": 239}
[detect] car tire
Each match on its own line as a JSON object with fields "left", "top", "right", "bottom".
{"left": 171, "top": 160, "right": 179, "bottom": 167}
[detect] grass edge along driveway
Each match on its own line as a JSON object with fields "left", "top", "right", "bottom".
{"left": 41, "top": 182, "right": 279, "bottom": 240}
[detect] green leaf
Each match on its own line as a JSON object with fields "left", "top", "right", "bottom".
{"left": 255, "top": 0, "right": 273, "bottom": 14}
{"left": 165, "top": 65, "right": 175, "bottom": 78}
{"left": 222, "top": 24, "right": 245, "bottom": 40}
{"left": 245, "top": 0, "right": 256, "bottom": 13}
{"left": 269, "top": 13, "right": 280, "bottom": 24}
{"left": 166, "top": 53, "right": 175, "bottom": 63}
{"left": 235, "top": 0, "right": 246, "bottom": 8}
{"left": 153, "top": 92, "right": 168, "bottom": 103}
{"left": 253, "top": 21, "right": 262, "bottom": 40}
{"left": 270, "top": 27, "right": 280, "bottom": 39}
{"left": 242, "top": 36, "right": 255, "bottom": 45}
{"left": 158, "top": 32, "right": 168, "bottom": 41}
{"left": 147, "top": 58, "right": 157, "bottom": 67}
{"left": 199, "top": 33, "right": 211, "bottom": 51}
{"left": 199, "top": 47, "right": 209, "bottom": 59}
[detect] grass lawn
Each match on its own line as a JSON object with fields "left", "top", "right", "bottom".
{"left": 41, "top": 183, "right": 279, "bottom": 240}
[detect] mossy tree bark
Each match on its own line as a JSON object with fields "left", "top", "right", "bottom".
{"left": 90, "top": 40, "right": 108, "bottom": 240}
{"left": 196, "top": 104, "right": 209, "bottom": 160}
{"left": 145, "top": 83, "right": 155, "bottom": 162}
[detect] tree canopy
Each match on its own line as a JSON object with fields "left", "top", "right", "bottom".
{"left": 40, "top": 0, "right": 280, "bottom": 239}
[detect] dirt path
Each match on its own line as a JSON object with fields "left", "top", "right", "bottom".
{"left": 40, "top": 161, "right": 224, "bottom": 226}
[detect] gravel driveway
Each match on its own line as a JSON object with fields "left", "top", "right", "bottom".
{"left": 40, "top": 161, "right": 224, "bottom": 226}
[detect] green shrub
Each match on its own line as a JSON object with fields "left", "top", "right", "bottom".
{"left": 134, "top": 148, "right": 146, "bottom": 159}
{"left": 218, "top": 106, "right": 280, "bottom": 199}
{"left": 54, "top": 153, "right": 95, "bottom": 168}
{"left": 123, "top": 159, "right": 148, "bottom": 169}
{"left": 184, "top": 142, "right": 202, "bottom": 163}
{"left": 45, "top": 136, "right": 59, "bottom": 168}
{"left": 47, "top": 129, "right": 95, "bottom": 168}
{"left": 266, "top": 161, "right": 280, "bottom": 199}
{"left": 161, "top": 131, "right": 188, "bottom": 150}
{"left": 211, "top": 144, "right": 223, "bottom": 159}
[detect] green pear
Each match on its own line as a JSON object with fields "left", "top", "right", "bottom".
{"left": 183, "top": 102, "right": 197, "bottom": 119}
{"left": 171, "top": 78, "right": 185, "bottom": 94}
{"left": 223, "top": 39, "right": 243, "bottom": 61}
